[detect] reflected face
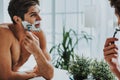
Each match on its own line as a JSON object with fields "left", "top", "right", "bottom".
{"left": 24, "top": 5, "right": 41, "bottom": 28}
{"left": 113, "top": 13, "right": 120, "bottom": 38}
{"left": 115, "top": 13, "right": 120, "bottom": 25}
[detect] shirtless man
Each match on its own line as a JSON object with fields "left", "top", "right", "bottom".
{"left": 0, "top": 0, "right": 54, "bottom": 80}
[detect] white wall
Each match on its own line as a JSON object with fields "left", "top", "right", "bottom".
{"left": 0, "top": 0, "right": 4, "bottom": 23}
{"left": 3, "top": 0, "right": 11, "bottom": 23}
{"left": 92, "top": 0, "right": 114, "bottom": 59}
{"left": 0, "top": 0, "right": 11, "bottom": 23}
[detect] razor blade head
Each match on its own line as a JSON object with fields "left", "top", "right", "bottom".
{"left": 22, "top": 21, "right": 41, "bottom": 31}
{"left": 22, "top": 21, "right": 33, "bottom": 31}
{"left": 113, "top": 26, "right": 120, "bottom": 38}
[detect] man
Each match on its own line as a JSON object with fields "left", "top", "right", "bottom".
{"left": 0, "top": 0, "right": 54, "bottom": 80}
{"left": 103, "top": 0, "right": 120, "bottom": 79}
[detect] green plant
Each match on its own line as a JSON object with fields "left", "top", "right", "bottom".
{"left": 50, "top": 27, "right": 92, "bottom": 70}
{"left": 69, "top": 55, "right": 92, "bottom": 80}
{"left": 50, "top": 27, "right": 78, "bottom": 70}
{"left": 79, "top": 31, "right": 92, "bottom": 43}
{"left": 91, "top": 59, "right": 115, "bottom": 80}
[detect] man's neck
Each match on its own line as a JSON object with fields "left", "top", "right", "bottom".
{"left": 9, "top": 23, "right": 26, "bottom": 43}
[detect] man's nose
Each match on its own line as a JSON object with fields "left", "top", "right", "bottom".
{"left": 37, "top": 14, "right": 42, "bottom": 21}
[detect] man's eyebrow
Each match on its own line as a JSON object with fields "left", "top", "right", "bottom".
{"left": 29, "top": 12, "right": 37, "bottom": 15}
{"left": 29, "top": 10, "right": 40, "bottom": 15}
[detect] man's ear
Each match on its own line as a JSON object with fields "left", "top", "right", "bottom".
{"left": 13, "top": 16, "right": 22, "bottom": 23}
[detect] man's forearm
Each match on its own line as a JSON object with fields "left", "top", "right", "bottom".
{"left": 110, "top": 65, "right": 120, "bottom": 79}
{"left": 10, "top": 71, "right": 36, "bottom": 80}
{"left": 33, "top": 49, "right": 54, "bottom": 80}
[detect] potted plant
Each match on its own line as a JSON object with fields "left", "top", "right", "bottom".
{"left": 91, "top": 59, "right": 115, "bottom": 80}
{"left": 50, "top": 27, "right": 79, "bottom": 70}
{"left": 50, "top": 27, "right": 92, "bottom": 70}
{"left": 68, "top": 55, "right": 92, "bottom": 80}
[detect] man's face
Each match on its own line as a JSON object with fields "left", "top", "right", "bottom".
{"left": 24, "top": 5, "right": 41, "bottom": 28}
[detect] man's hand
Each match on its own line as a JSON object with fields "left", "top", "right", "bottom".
{"left": 25, "top": 69, "right": 38, "bottom": 77}
{"left": 103, "top": 37, "right": 119, "bottom": 68}
{"left": 23, "top": 31, "right": 54, "bottom": 79}
{"left": 25, "top": 65, "right": 46, "bottom": 77}
{"left": 23, "top": 31, "right": 40, "bottom": 54}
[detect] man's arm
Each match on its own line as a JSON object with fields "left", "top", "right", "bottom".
{"left": 33, "top": 30, "right": 54, "bottom": 79}
{"left": 103, "top": 37, "right": 120, "bottom": 79}
{"left": 24, "top": 31, "right": 54, "bottom": 80}
{"left": 0, "top": 28, "right": 36, "bottom": 80}
{"left": 33, "top": 30, "right": 51, "bottom": 61}
{"left": 110, "top": 65, "right": 120, "bottom": 79}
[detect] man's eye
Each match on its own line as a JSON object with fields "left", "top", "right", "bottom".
{"left": 30, "top": 14, "right": 37, "bottom": 17}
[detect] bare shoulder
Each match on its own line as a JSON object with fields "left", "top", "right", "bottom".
{"left": 0, "top": 24, "right": 15, "bottom": 45}
{"left": 0, "top": 24, "right": 14, "bottom": 36}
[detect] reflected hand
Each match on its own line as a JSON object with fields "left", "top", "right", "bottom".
{"left": 103, "top": 37, "right": 119, "bottom": 68}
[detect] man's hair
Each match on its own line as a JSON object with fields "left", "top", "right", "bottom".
{"left": 8, "top": 0, "right": 40, "bottom": 23}
{"left": 109, "top": 0, "right": 120, "bottom": 16}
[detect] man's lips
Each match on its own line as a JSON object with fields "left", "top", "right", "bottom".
{"left": 34, "top": 21, "right": 40, "bottom": 28}
{"left": 35, "top": 23, "right": 40, "bottom": 28}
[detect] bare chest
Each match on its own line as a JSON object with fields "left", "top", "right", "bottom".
{"left": 11, "top": 39, "right": 29, "bottom": 67}
{"left": 10, "top": 39, "right": 21, "bottom": 66}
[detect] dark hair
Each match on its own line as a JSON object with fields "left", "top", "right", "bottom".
{"left": 109, "top": 0, "right": 120, "bottom": 16}
{"left": 8, "top": 0, "right": 40, "bottom": 23}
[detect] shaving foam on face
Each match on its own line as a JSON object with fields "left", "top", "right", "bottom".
{"left": 22, "top": 21, "right": 41, "bottom": 31}
{"left": 34, "top": 21, "right": 40, "bottom": 25}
